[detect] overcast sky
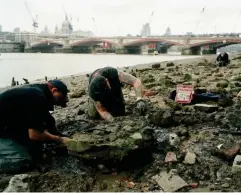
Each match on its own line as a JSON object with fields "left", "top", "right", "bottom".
{"left": 1, "top": 0, "right": 241, "bottom": 36}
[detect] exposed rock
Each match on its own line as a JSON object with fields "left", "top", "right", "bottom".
{"left": 168, "top": 133, "right": 180, "bottom": 147}
{"left": 218, "top": 95, "right": 233, "bottom": 107}
{"left": 130, "top": 133, "right": 142, "bottom": 140}
{"left": 142, "top": 75, "right": 155, "bottom": 84}
{"left": 221, "top": 183, "right": 230, "bottom": 188}
{"left": 216, "top": 80, "right": 229, "bottom": 88}
{"left": 65, "top": 120, "right": 155, "bottom": 161}
{"left": 165, "top": 152, "right": 177, "bottom": 162}
{"left": 136, "top": 68, "right": 152, "bottom": 73}
{"left": 194, "top": 104, "right": 219, "bottom": 113}
{"left": 230, "top": 76, "right": 241, "bottom": 82}
{"left": 152, "top": 63, "right": 160, "bottom": 69}
{"left": 152, "top": 170, "right": 187, "bottom": 192}
{"left": 123, "top": 125, "right": 133, "bottom": 132}
{"left": 70, "top": 88, "right": 86, "bottom": 98}
{"left": 4, "top": 174, "right": 33, "bottom": 192}
{"left": 232, "top": 155, "right": 241, "bottom": 173}
{"left": 166, "top": 62, "right": 175, "bottom": 67}
{"left": 197, "top": 62, "right": 207, "bottom": 66}
{"left": 150, "top": 109, "right": 175, "bottom": 127}
{"left": 184, "top": 74, "right": 192, "bottom": 82}
{"left": 229, "top": 81, "right": 241, "bottom": 88}
{"left": 230, "top": 87, "right": 241, "bottom": 94}
{"left": 215, "top": 73, "right": 224, "bottom": 77}
{"left": 183, "top": 151, "right": 196, "bottom": 165}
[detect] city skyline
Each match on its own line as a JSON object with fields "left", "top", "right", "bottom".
{"left": 1, "top": 0, "right": 241, "bottom": 36}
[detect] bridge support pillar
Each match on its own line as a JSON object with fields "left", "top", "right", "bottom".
{"left": 115, "top": 47, "right": 126, "bottom": 54}
{"left": 201, "top": 47, "right": 217, "bottom": 55}
{"left": 181, "top": 47, "right": 200, "bottom": 55}
{"left": 158, "top": 47, "right": 168, "bottom": 54}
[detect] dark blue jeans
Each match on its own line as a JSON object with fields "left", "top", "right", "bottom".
{"left": 0, "top": 138, "right": 33, "bottom": 174}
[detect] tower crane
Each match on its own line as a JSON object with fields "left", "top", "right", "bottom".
{"left": 62, "top": 3, "right": 73, "bottom": 32}
{"left": 148, "top": 11, "right": 154, "bottom": 26}
{"left": 24, "top": 0, "right": 38, "bottom": 33}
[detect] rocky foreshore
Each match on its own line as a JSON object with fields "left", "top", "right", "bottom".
{"left": 3, "top": 54, "right": 241, "bottom": 191}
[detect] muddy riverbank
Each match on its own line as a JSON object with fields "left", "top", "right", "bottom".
{"left": 2, "top": 54, "right": 241, "bottom": 191}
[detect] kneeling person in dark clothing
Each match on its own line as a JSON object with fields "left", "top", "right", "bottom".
{"left": 0, "top": 80, "right": 71, "bottom": 173}
{"left": 88, "top": 67, "right": 146, "bottom": 122}
{"left": 216, "top": 52, "right": 229, "bottom": 67}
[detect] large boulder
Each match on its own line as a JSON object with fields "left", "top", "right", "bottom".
{"left": 64, "top": 117, "right": 156, "bottom": 161}
{"left": 4, "top": 174, "right": 33, "bottom": 192}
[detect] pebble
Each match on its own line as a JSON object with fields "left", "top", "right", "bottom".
{"left": 232, "top": 155, "right": 241, "bottom": 173}
{"left": 183, "top": 151, "right": 196, "bottom": 165}
{"left": 4, "top": 174, "right": 32, "bottom": 192}
{"left": 165, "top": 152, "right": 177, "bottom": 163}
{"left": 130, "top": 133, "right": 142, "bottom": 140}
{"left": 221, "top": 183, "right": 230, "bottom": 188}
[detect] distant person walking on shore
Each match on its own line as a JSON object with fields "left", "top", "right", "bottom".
{"left": 87, "top": 67, "right": 146, "bottom": 122}
{"left": 216, "top": 52, "right": 229, "bottom": 67}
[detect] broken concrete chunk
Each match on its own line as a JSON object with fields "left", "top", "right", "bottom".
{"left": 168, "top": 133, "right": 180, "bottom": 147}
{"left": 216, "top": 80, "right": 229, "bottom": 88}
{"left": 65, "top": 125, "right": 155, "bottom": 161}
{"left": 194, "top": 104, "right": 219, "bottom": 113}
{"left": 4, "top": 174, "right": 32, "bottom": 192}
{"left": 152, "top": 63, "right": 160, "bottom": 69}
{"left": 183, "top": 151, "right": 196, "bottom": 165}
{"left": 123, "top": 125, "right": 133, "bottom": 132}
{"left": 70, "top": 88, "right": 86, "bottom": 98}
{"left": 232, "top": 155, "right": 241, "bottom": 173}
{"left": 166, "top": 62, "right": 175, "bottom": 67}
{"left": 130, "top": 133, "right": 142, "bottom": 140}
{"left": 165, "top": 152, "right": 177, "bottom": 163}
{"left": 152, "top": 170, "right": 187, "bottom": 192}
{"left": 66, "top": 139, "right": 92, "bottom": 152}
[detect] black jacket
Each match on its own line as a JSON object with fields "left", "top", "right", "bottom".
{"left": 0, "top": 84, "right": 55, "bottom": 142}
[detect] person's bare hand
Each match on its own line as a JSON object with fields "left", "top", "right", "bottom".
{"left": 60, "top": 137, "right": 71, "bottom": 145}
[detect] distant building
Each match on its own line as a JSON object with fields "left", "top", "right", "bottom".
{"left": 40, "top": 25, "right": 50, "bottom": 35}
{"left": 165, "top": 27, "right": 171, "bottom": 36}
{"left": 54, "top": 17, "right": 93, "bottom": 37}
{"left": 13, "top": 28, "right": 20, "bottom": 33}
{"left": 72, "top": 30, "right": 94, "bottom": 37}
{"left": 60, "top": 15, "right": 73, "bottom": 35}
{"left": 186, "top": 32, "right": 193, "bottom": 36}
{"left": 140, "top": 23, "right": 151, "bottom": 36}
{"left": 14, "top": 31, "right": 37, "bottom": 43}
{"left": 55, "top": 25, "right": 60, "bottom": 34}
{"left": 0, "top": 31, "right": 15, "bottom": 42}
{"left": 0, "top": 25, "right": 2, "bottom": 32}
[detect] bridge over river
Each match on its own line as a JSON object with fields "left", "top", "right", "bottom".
{"left": 24, "top": 36, "right": 241, "bottom": 55}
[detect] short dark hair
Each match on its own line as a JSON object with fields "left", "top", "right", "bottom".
{"left": 48, "top": 80, "right": 69, "bottom": 96}
{"left": 88, "top": 76, "right": 109, "bottom": 101}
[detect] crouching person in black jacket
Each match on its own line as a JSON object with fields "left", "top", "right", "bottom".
{"left": 0, "top": 80, "right": 71, "bottom": 173}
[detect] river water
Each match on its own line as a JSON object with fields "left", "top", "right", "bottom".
{"left": 0, "top": 53, "right": 199, "bottom": 87}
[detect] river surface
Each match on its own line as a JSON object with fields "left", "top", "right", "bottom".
{"left": 0, "top": 53, "right": 200, "bottom": 87}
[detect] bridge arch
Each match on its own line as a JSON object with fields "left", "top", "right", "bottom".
{"left": 189, "top": 39, "right": 241, "bottom": 48}
{"left": 123, "top": 38, "right": 183, "bottom": 47}
{"left": 70, "top": 38, "right": 119, "bottom": 47}
{"left": 31, "top": 40, "right": 63, "bottom": 48}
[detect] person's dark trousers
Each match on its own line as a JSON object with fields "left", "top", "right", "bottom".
{"left": 87, "top": 91, "right": 125, "bottom": 118}
{"left": 0, "top": 138, "right": 33, "bottom": 174}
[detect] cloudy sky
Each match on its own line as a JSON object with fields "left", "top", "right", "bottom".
{"left": 1, "top": 0, "right": 241, "bottom": 36}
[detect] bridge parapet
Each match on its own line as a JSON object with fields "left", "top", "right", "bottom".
{"left": 27, "top": 36, "right": 241, "bottom": 51}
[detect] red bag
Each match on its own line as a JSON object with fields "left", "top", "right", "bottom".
{"left": 175, "top": 85, "right": 194, "bottom": 104}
